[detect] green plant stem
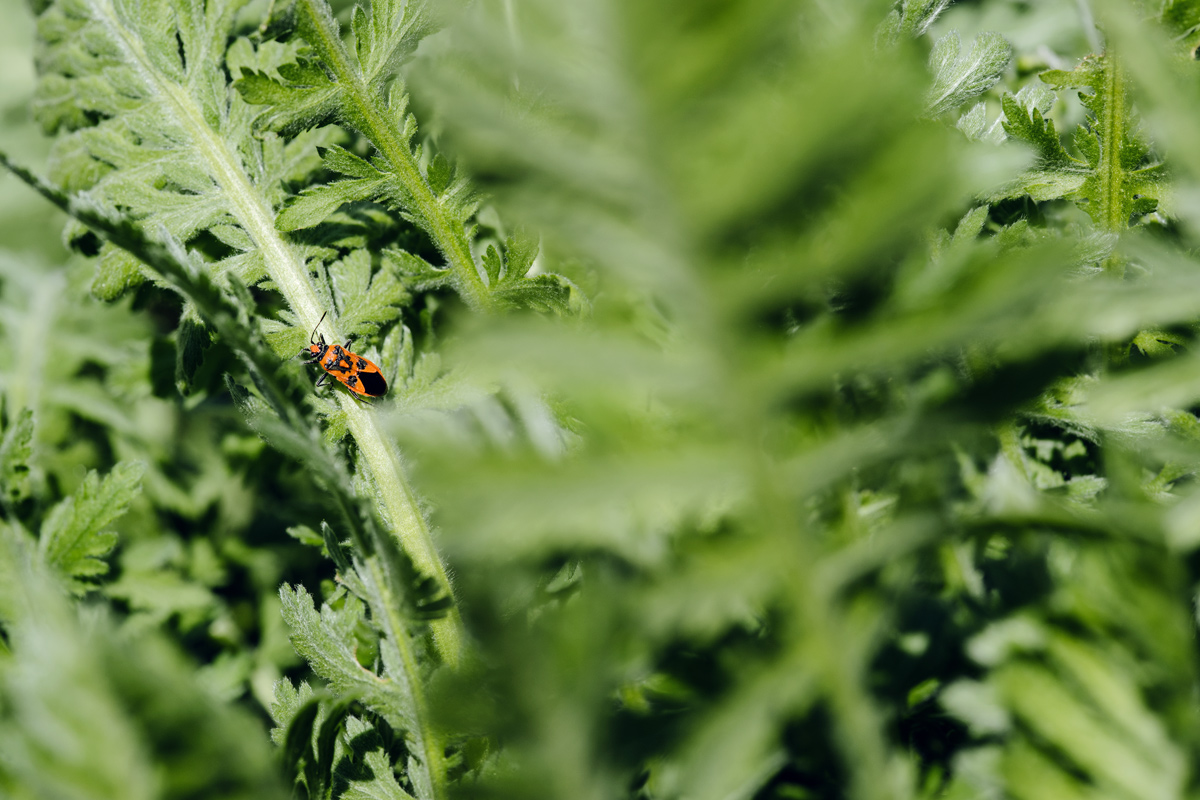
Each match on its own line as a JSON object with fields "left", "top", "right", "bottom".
{"left": 1095, "top": 51, "right": 1127, "bottom": 237}
{"left": 343, "top": 401, "right": 463, "bottom": 664}
{"left": 88, "top": 0, "right": 463, "bottom": 665}
{"left": 1093, "top": 50, "right": 1130, "bottom": 294}
{"left": 296, "top": 0, "right": 494, "bottom": 313}
{"left": 362, "top": 555, "right": 447, "bottom": 800}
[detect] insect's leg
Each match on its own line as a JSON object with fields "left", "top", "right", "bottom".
{"left": 315, "top": 373, "right": 329, "bottom": 388}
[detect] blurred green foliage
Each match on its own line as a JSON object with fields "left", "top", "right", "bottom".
{"left": 5, "top": 0, "right": 1200, "bottom": 799}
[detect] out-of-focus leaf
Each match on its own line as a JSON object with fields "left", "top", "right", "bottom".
{"left": 39, "top": 461, "right": 144, "bottom": 593}
{"left": 0, "top": 408, "right": 34, "bottom": 506}
{"left": 0, "top": 550, "right": 288, "bottom": 800}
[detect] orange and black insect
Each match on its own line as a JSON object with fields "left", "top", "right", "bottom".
{"left": 300, "top": 311, "right": 388, "bottom": 400}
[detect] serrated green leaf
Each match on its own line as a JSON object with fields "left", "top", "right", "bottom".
{"left": 340, "top": 749, "right": 417, "bottom": 800}
{"left": 315, "top": 696, "right": 360, "bottom": 799}
{"left": 1161, "top": 0, "right": 1200, "bottom": 32}
{"left": 321, "top": 402, "right": 351, "bottom": 444}
{"left": 279, "top": 0, "right": 490, "bottom": 310}
{"left": 1132, "top": 329, "right": 1186, "bottom": 358}
{"left": 379, "top": 321, "right": 411, "bottom": 390}
{"left": 492, "top": 272, "right": 582, "bottom": 315}
{"left": 17, "top": 4, "right": 1200, "bottom": 800}
{"left": 904, "top": 0, "right": 952, "bottom": 37}
{"left": 235, "top": 68, "right": 341, "bottom": 135}
{"left": 1001, "top": 93, "right": 1076, "bottom": 167}
{"left": 335, "top": 715, "right": 417, "bottom": 800}
{"left": 1073, "top": 125, "right": 1101, "bottom": 166}
{"left": 952, "top": 205, "right": 989, "bottom": 243}
{"left": 1040, "top": 59, "right": 1104, "bottom": 93}
{"left": 502, "top": 228, "right": 539, "bottom": 280}
{"left": 331, "top": 249, "right": 373, "bottom": 310}
{"left": 328, "top": 250, "right": 409, "bottom": 340}
{"left": 996, "top": 658, "right": 1182, "bottom": 800}
{"left": 280, "top": 696, "right": 322, "bottom": 791}
{"left": 287, "top": 524, "right": 326, "bottom": 548}
{"left": 985, "top": 169, "right": 1088, "bottom": 203}
{"left": 0, "top": 568, "right": 289, "bottom": 800}
{"left": 322, "top": 521, "right": 353, "bottom": 574}
{"left": 270, "top": 678, "right": 316, "bottom": 746}
{"left": 92, "top": 243, "right": 146, "bottom": 301}
{"left": 279, "top": 583, "right": 412, "bottom": 726}
{"left": 427, "top": 153, "right": 452, "bottom": 196}
{"left": 39, "top": 461, "right": 145, "bottom": 593}
{"left": 878, "top": 0, "right": 952, "bottom": 44}
{"left": 278, "top": 58, "right": 333, "bottom": 87}
{"left": 174, "top": 311, "right": 211, "bottom": 393}
{"left": 320, "top": 144, "right": 381, "bottom": 179}
{"left": 960, "top": 90, "right": 1016, "bottom": 144}
{"left": 927, "top": 31, "right": 1013, "bottom": 117}
{"left": 276, "top": 178, "right": 386, "bottom": 231}
{"left": 1014, "top": 81, "right": 1056, "bottom": 118}
{"left": 482, "top": 244, "right": 502, "bottom": 286}
{"left": 352, "top": 3, "right": 371, "bottom": 63}
{"left": 383, "top": 248, "right": 451, "bottom": 292}
{"left": 1018, "top": 53, "right": 1166, "bottom": 229}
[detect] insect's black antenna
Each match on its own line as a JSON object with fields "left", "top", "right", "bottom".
{"left": 309, "top": 310, "right": 328, "bottom": 346}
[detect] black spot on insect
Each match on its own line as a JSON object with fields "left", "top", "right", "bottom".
{"left": 356, "top": 358, "right": 367, "bottom": 370}
{"left": 345, "top": 375, "right": 359, "bottom": 387}
{"left": 357, "top": 371, "right": 388, "bottom": 396}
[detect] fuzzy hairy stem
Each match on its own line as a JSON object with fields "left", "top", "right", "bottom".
{"left": 360, "top": 554, "right": 448, "bottom": 800}
{"left": 343, "top": 402, "right": 463, "bottom": 664}
{"left": 1095, "top": 51, "right": 1128, "bottom": 236}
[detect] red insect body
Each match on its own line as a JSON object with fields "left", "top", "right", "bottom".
{"left": 300, "top": 312, "right": 388, "bottom": 400}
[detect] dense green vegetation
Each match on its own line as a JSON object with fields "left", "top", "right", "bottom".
{"left": 3, "top": 0, "right": 1200, "bottom": 797}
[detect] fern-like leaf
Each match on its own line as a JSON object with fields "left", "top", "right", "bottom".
{"left": 38, "top": 461, "right": 144, "bottom": 593}
{"left": 1040, "top": 55, "right": 1165, "bottom": 229}
{"left": 280, "top": 539, "right": 450, "bottom": 800}
{"left": 280, "top": 584, "right": 413, "bottom": 725}
{"left": 926, "top": 30, "right": 1013, "bottom": 117}
{"left": 238, "top": 0, "right": 578, "bottom": 316}
{"left": 989, "top": 54, "right": 1164, "bottom": 230}
{"left": 33, "top": 0, "right": 335, "bottom": 302}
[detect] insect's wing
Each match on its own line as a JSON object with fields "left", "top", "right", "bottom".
{"left": 356, "top": 370, "right": 388, "bottom": 397}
